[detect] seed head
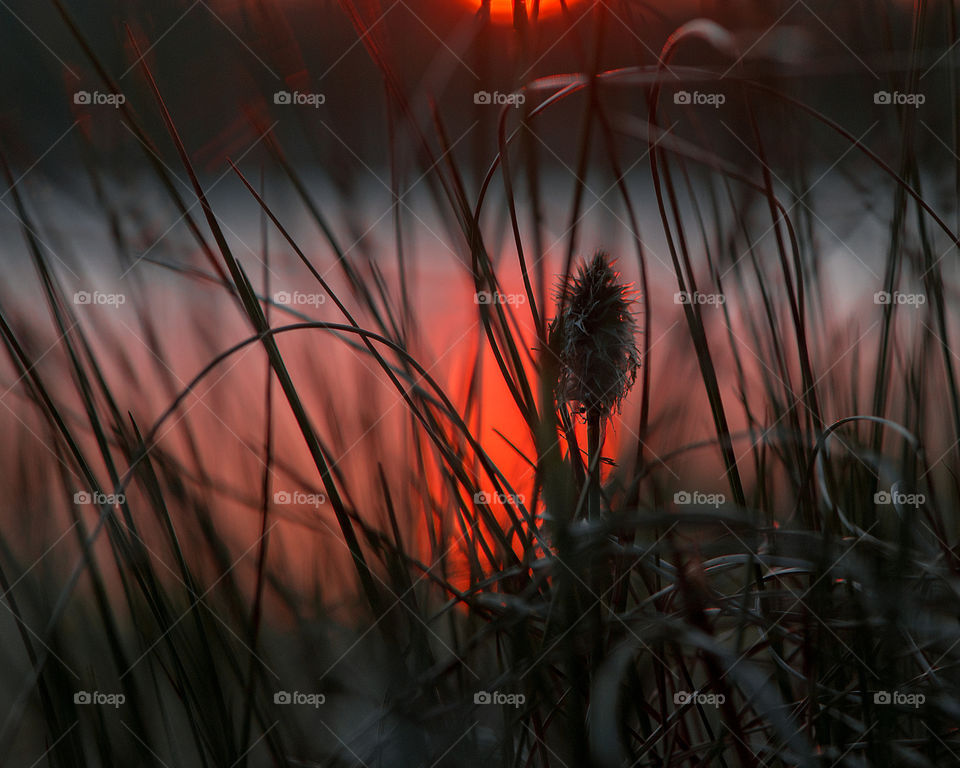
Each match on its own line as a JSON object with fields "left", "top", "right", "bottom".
{"left": 549, "top": 251, "right": 641, "bottom": 418}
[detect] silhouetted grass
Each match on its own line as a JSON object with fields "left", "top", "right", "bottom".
{"left": 1, "top": 1, "right": 959, "bottom": 766}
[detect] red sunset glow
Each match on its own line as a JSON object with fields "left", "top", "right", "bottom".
{"left": 483, "top": 0, "right": 573, "bottom": 24}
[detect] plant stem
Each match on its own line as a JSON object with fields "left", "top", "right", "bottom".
{"left": 587, "top": 409, "right": 602, "bottom": 520}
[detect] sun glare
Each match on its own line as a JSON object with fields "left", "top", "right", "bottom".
{"left": 483, "top": 0, "right": 572, "bottom": 25}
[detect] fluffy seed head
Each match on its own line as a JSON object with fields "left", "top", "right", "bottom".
{"left": 549, "top": 251, "right": 641, "bottom": 418}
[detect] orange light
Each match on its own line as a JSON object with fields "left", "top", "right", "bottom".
{"left": 483, "top": 0, "right": 572, "bottom": 25}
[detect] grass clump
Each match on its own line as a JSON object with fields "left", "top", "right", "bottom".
{"left": 1, "top": 1, "right": 960, "bottom": 767}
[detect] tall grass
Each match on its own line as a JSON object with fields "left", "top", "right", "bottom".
{"left": 1, "top": 0, "right": 959, "bottom": 765}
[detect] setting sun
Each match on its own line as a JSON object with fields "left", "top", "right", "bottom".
{"left": 484, "top": 0, "right": 572, "bottom": 24}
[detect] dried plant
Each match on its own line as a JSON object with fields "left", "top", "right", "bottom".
{"left": 549, "top": 251, "right": 641, "bottom": 517}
